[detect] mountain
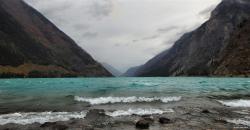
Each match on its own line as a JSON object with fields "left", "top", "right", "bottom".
{"left": 122, "top": 66, "right": 141, "bottom": 77}
{"left": 214, "top": 19, "right": 250, "bottom": 76}
{"left": 0, "top": 0, "right": 112, "bottom": 78}
{"left": 132, "top": 0, "right": 250, "bottom": 77}
{"left": 101, "top": 63, "right": 121, "bottom": 77}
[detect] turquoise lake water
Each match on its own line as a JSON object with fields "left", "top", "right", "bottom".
{"left": 0, "top": 77, "right": 250, "bottom": 99}
{"left": 0, "top": 77, "right": 250, "bottom": 125}
{"left": 0, "top": 77, "right": 250, "bottom": 110}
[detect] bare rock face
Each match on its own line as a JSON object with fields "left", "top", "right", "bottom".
{"left": 0, "top": 0, "right": 112, "bottom": 77}
{"left": 213, "top": 19, "right": 250, "bottom": 77}
{"left": 131, "top": 0, "right": 250, "bottom": 77}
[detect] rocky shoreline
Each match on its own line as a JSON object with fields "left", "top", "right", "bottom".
{"left": 1, "top": 78, "right": 250, "bottom": 130}
{"left": 0, "top": 105, "right": 249, "bottom": 130}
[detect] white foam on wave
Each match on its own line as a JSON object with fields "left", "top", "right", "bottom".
{"left": 74, "top": 96, "right": 181, "bottom": 105}
{"left": 218, "top": 99, "right": 250, "bottom": 107}
{"left": 0, "top": 111, "right": 86, "bottom": 125}
{"left": 234, "top": 110, "right": 250, "bottom": 115}
{"left": 246, "top": 116, "right": 250, "bottom": 119}
{"left": 105, "top": 108, "right": 174, "bottom": 117}
{"left": 227, "top": 119, "right": 250, "bottom": 127}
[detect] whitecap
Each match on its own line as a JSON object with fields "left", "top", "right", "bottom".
{"left": 105, "top": 108, "right": 174, "bottom": 117}
{"left": 227, "top": 119, "right": 250, "bottom": 127}
{"left": 218, "top": 99, "right": 250, "bottom": 107}
{"left": 74, "top": 96, "right": 181, "bottom": 105}
{"left": 234, "top": 110, "right": 250, "bottom": 115}
{"left": 0, "top": 111, "right": 86, "bottom": 125}
{"left": 246, "top": 116, "right": 250, "bottom": 119}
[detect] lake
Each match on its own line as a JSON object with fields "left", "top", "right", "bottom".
{"left": 0, "top": 77, "right": 250, "bottom": 128}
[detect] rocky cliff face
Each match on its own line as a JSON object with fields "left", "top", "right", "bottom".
{"left": 214, "top": 19, "right": 250, "bottom": 76}
{"left": 0, "top": 0, "right": 112, "bottom": 77}
{"left": 132, "top": 0, "right": 250, "bottom": 77}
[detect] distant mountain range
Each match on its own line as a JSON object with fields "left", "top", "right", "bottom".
{"left": 122, "top": 66, "right": 141, "bottom": 77}
{"left": 0, "top": 0, "right": 112, "bottom": 78}
{"left": 101, "top": 63, "right": 122, "bottom": 77}
{"left": 125, "top": 0, "right": 250, "bottom": 77}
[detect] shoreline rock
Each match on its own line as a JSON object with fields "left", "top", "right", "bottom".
{"left": 159, "top": 117, "right": 171, "bottom": 124}
{"left": 136, "top": 119, "right": 150, "bottom": 129}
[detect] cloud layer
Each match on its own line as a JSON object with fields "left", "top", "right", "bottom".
{"left": 24, "top": 0, "right": 221, "bottom": 72}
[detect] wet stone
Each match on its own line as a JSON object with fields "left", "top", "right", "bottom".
{"left": 202, "top": 109, "right": 210, "bottom": 114}
{"left": 214, "top": 119, "right": 228, "bottom": 124}
{"left": 40, "top": 122, "right": 68, "bottom": 130}
{"left": 141, "top": 115, "right": 154, "bottom": 123}
{"left": 159, "top": 117, "right": 171, "bottom": 124}
{"left": 40, "top": 122, "right": 57, "bottom": 127}
{"left": 136, "top": 119, "right": 150, "bottom": 129}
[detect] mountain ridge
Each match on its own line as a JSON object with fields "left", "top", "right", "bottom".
{"left": 128, "top": 0, "right": 250, "bottom": 77}
{"left": 0, "top": 0, "right": 112, "bottom": 77}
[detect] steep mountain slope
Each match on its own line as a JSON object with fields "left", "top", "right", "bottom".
{"left": 101, "top": 63, "right": 121, "bottom": 77}
{"left": 214, "top": 19, "right": 250, "bottom": 76}
{"left": 0, "top": 0, "right": 112, "bottom": 77}
{"left": 122, "top": 66, "right": 141, "bottom": 77}
{"left": 133, "top": 0, "right": 250, "bottom": 77}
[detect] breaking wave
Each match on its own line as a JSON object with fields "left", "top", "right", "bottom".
{"left": 218, "top": 99, "right": 250, "bottom": 107}
{"left": 0, "top": 111, "right": 86, "bottom": 125}
{"left": 74, "top": 96, "right": 181, "bottom": 105}
{"left": 105, "top": 108, "right": 174, "bottom": 117}
{"left": 227, "top": 119, "right": 250, "bottom": 127}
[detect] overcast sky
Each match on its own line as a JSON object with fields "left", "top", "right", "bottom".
{"left": 24, "top": 0, "right": 221, "bottom": 72}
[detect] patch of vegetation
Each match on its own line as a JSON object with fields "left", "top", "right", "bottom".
{"left": 0, "top": 72, "right": 25, "bottom": 78}
{"left": 27, "top": 70, "right": 74, "bottom": 78}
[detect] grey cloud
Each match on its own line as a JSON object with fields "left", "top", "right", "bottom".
{"left": 157, "top": 26, "right": 179, "bottom": 33}
{"left": 42, "top": 5, "right": 71, "bottom": 16}
{"left": 143, "top": 47, "right": 165, "bottom": 56}
{"left": 24, "top": 0, "right": 221, "bottom": 72}
{"left": 133, "top": 34, "right": 160, "bottom": 43}
{"left": 24, "top": 0, "right": 73, "bottom": 26}
{"left": 162, "top": 23, "right": 202, "bottom": 46}
{"left": 82, "top": 32, "right": 98, "bottom": 39}
{"left": 132, "top": 39, "right": 139, "bottom": 43}
{"left": 73, "top": 24, "right": 90, "bottom": 30}
{"left": 141, "top": 35, "right": 160, "bottom": 41}
{"left": 88, "top": 0, "right": 114, "bottom": 19}
{"left": 114, "top": 43, "right": 130, "bottom": 47}
{"left": 35, "top": 1, "right": 73, "bottom": 16}
{"left": 114, "top": 43, "right": 121, "bottom": 47}
{"left": 198, "top": 4, "right": 217, "bottom": 18}
{"left": 163, "top": 36, "right": 180, "bottom": 45}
